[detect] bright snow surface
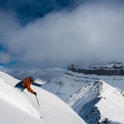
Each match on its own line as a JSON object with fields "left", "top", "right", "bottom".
{"left": 0, "top": 71, "right": 85, "bottom": 124}
{"left": 97, "top": 80, "right": 124, "bottom": 123}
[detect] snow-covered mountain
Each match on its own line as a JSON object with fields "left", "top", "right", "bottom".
{"left": 42, "top": 71, "right": 88, "bottom": 101}
{"left": 42, "top": 70, "right": 124, "bottom": 100}
{"left": 67, "top": 80, "right": 124, "bottom": 124}
{"left": 42, "top": 70, "right": 124, "bottom": 124}
{"left": 1, "top": 67, "right": 124, "bottom": 124}
{"left": 0, "top": 71, "right": 85, "bottom": 124}
{"left": 68, "top": 63, "right": 124, "bottom": 75}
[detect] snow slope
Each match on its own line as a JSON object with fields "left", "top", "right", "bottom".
{"left": 0, "top": 71, "right": 85, "bottom": 124}
{"left": 97, "top": 80, "right": 124, "bottom": 123}
{"left": 42, "top": 71, "right": 89, "bottom": 101}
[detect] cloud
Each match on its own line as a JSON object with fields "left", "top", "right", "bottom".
{"left": 0, "top": 52, "right": 11, "bottom": 64}
{"left": 0, "top": 1, "right": 124, "bottom": 68}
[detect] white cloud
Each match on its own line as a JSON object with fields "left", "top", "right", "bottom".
{"left": 0, "top": 1, "right": 124, "bottom": 68}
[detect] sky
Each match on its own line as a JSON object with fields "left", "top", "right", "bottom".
{"left": 0, "top": 0, "right": 124, "bottom": 69}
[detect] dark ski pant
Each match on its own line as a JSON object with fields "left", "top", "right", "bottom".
{"left": 15, "top": 81, "right": 25, "bottom": 91}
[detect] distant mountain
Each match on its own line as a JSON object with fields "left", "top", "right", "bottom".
{"left": 68, "top": 62, "right": 124, "bottom": 75}
{"left": 42, "top": 70, "right": 90, "bottom": 101}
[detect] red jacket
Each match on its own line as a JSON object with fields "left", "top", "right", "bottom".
{"left": 22, "top": 77, "right": 35, "bottom": 94}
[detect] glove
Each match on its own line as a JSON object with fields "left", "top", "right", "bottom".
{"left": 34, "top": 92, "right": 37, "bottom": 96}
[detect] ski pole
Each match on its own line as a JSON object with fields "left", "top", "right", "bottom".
{"left": 35, "top": 95, "right": 40, "bottom": 107}
{"left": 35, "top": 95, "right": 42, "bottom": 118}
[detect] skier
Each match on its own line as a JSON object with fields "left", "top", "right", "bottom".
{"left": 15, "top": 77, "right": 37, "bottom": 96}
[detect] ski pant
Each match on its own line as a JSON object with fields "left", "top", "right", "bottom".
{"left": 15, "top": 81, "right": 25, "bottom": 91}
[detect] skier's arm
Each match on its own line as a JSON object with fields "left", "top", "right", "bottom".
{"left": 26, "top": 83, "right": 35, "bottom": 94}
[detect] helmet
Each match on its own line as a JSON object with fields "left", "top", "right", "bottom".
{"left": 29, "top": 77, "right": 34, "bottom": 83}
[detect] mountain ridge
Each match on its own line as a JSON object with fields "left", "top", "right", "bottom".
{"left": 68, "top": 63, "right": 124, "bottom": 75}
{"left": 67, "top": 80, "right": 124, "bottom": 124}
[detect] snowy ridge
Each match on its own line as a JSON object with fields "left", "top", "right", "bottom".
{"left": 66, "top": 81, "right": 102, "bottom": 109}
{"left": 0, "top": 71, "right": 85, "bottom": 124}
{"left": 97, "top": 80, "right": 124, "bottom": 123}
{"left": 66, "top": 80, "right": 124, "bottom": 124}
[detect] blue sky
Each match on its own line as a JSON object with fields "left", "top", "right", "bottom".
{"left": 0, "top": 0, "right": 124, "bottom": 69}
{"left": 0, "top": 45, "right": 6, "bottom": 51}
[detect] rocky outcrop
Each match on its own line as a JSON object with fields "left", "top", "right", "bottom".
{"left": 68, "top": 63, "right": 124, "bottom": 75}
